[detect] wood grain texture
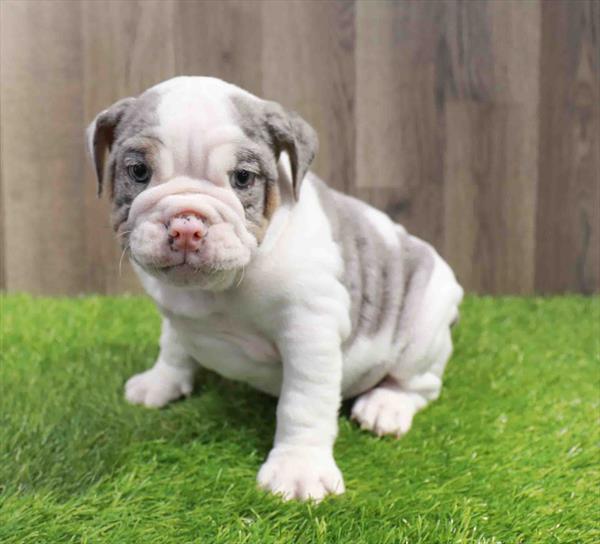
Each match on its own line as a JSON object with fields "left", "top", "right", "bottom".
{"left": 443, "top": 0, "right": 541, "bottom": 294}
{"left": 174, "top": 0, "right": 263, "bottom": 96}
{"left": 262, "top": 0, "right": 355, "bottom": 192}
{"left": 535, "top": 0, "right": 599, "bottom": 294}
{"left": 0, "top": 2, "right": 5, "bottom": 291}
{"left": 356, "top": 0, "right": 446, "bottom": 250}
{"left": 0, "top": 0, "right": 597, "bottom": 294}
{"left": 1, "top": 0, "right": 87, "bottom": 295}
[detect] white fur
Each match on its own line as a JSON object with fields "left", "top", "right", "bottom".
{"left": 257, "top": 445, "right": 345, "bottom": 501}
{"left": 351, "top": 384, "right": 423, "bottom": 437}
{"left": 125, "top": 319, "right": 195, "bottom": 407}
{"left": 120, "top": 77, "right": 462, "bottom": 501}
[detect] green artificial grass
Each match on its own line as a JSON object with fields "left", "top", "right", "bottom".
{"left": 0, "top": 294, "right": 598, "bottom": 543}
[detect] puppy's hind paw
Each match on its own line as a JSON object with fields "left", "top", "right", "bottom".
{"left": 125, "top": 364, "right": 193, "bottom": 408}
{"left": 351, "top": 385, "right": 420, "bottom": 438}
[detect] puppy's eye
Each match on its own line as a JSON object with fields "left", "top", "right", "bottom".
{"left": 230, "top": 169, "right": 256, "bottom": 189}
{"left": 128, "top": 162, "right": 151, "bottom": 183}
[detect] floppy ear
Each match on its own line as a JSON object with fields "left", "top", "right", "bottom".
{"left": 86, "top": 97, "right": 135, "bottom": 196}
{"left": 263, "top": 101, "right": 318, "bottom": 201}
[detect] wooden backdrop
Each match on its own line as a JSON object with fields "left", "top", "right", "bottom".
{"left": 1, "top": 0, "right": 598, "bottom": 295}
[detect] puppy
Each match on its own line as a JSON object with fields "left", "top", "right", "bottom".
{"left": 86, "top": 76, "right": 463, "bottom": 501}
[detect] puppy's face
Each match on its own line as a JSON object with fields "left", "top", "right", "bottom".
{"left": 87, "top": 77, "right": 317, "bottom": 290}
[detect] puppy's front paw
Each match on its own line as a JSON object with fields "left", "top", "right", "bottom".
{"left": 125, "top": 365, "right": 193, "bottom": 408}
{"left": 351, "top": 386, "right": 417, "bottom": 437}
{"left": 257, "top": 447, "right": 345, "bottom": 502}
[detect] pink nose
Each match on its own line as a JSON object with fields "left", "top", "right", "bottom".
{"left": 168, "top": 214, "right": 205, "bottom": 252}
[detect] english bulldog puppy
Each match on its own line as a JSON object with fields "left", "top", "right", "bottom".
{"left": 86, "top": 76, "right": 463, "bottom": 501}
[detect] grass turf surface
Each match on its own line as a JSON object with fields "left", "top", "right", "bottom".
{"left": 0, "top": 294, "right": 598, "bottom": 543}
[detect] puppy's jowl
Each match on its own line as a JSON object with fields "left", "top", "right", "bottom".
{"left": 87, "top": 77, "right": 463, "bottom": 501}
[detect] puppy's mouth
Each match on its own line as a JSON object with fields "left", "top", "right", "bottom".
{"left": 155, "top": 258, "right": 195, "bottom": 272}
{"left": 149, "top": 256, "right": 212, "bottom": 274}
{"left": 134, "top": 252, "right": 241, "bottom": 291}
{"left": 127, "top": 220, "right": 255, "bottom": 289}
{"left": 133, "top": 250, "right": 223, "bottom": 274}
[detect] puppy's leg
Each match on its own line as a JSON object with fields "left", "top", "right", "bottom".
{"left": 351, "top": 328, "right": 452, "bottom": 437}
{"left": 257, "top": 320, "right": 345, "bottom": 501}
{"left": 125, "top": 318, "right": 196, "bottom": 408}
{"left": 353, "top": 234, "right": 462, "bottom": 438}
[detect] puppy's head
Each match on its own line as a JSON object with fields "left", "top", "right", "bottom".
{"left": 87, "top": 77, "right": 317, "bottom": 290}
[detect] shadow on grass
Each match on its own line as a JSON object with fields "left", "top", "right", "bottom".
{"left": 2, "top": 349, "right": 282, "bottom": 499}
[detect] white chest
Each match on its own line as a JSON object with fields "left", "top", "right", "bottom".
{"left": 170, "top": 310, "right": 280, "bottom": 370}
{"left": 142, "top": 275, "right": 284, "bottom": 396}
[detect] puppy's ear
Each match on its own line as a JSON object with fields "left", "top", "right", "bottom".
{"left": 86, "top": 97, "right": 135, "bottom": 196}
{"left": 263, "top": 101, "right": 318, "bottom": 201}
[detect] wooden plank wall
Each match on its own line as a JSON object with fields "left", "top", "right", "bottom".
{"left": 1, "top": 0, "right": 598, "bottom": 295}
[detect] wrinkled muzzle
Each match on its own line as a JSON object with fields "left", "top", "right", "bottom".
{"left": 125, "top": 178, "right": 257, "bottom": 288}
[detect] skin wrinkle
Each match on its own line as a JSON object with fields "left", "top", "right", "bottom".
{"left": 312, "top": 180, "right": 371, "bottom": 346}
{"left": 312, "top": 181, "right": 363, "bottom": 349}
{"left": 371, "top": 262, "right": 391, "bottom": 337}
{"left": 392, "top": 237, "right": 435, "bottom": 347}
{"left": 392, "top": 244, "right": 415, "bottom": 347}
{"left": 357, "top": 234, "right": 378, "bottom": 336}
{"left": 311, "top": 178, "right": 421, "bottom": 358}
{"left": 159, "top": 193, "right": 236, "bottom": 226}
{"left": 372, "top": 242, "right": 405, "bottom": 339}
{"left": 128, "top": 179, "right": 247, "bottom": 223}
{"left": 345, "top": 230, "right": 363, "bottom": 345}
